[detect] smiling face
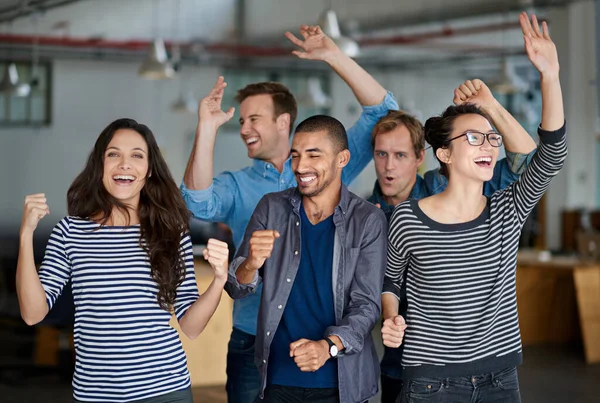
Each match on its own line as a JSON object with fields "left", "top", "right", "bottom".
{"left": 239, "top": 94, "right": 289, "bottom": 161}
{"left": 439, "top": 114, "right": 500, "bottom": 183}
{"left": 291, "top": 130, "right": 348, "bottom": 198}
{"left": 374, "top": 125, "right": 424, "bottom": 206}
{"left": 101, "top": 129, "right": 149, "bottom": 207}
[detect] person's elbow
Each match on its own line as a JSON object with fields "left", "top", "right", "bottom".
{"left": 20, "top": 310, "right": 46, "bottom": 326}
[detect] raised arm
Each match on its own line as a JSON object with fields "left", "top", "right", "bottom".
{"left": 182, "top": 76, "right": 235, "bottom": 191}
{"left": 286, "top": 25, "right": 386, "bottom": 106}
{"left": 453, "top": 79, "right": 537, "bottom": 155}
{"left": 16, "top": 194, "right": 51, "bottom": 325}
{"left": 178, "top": 237, "right": 229, "bottom": 340}
{"left": 520, "top": 12, "right": 563, "bottom": 130}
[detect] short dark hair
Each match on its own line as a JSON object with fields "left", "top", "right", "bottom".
{"left": 424, "top": 103, "right": 492, "bottom": 177}
{"left": 235, "top": 82, "right": 298, "bottom": 135}
{"left": 371, "top": 110, "right": 425, "bottom": 158}
{"left": 294, "top": 115, "right": 348, "bottom": 152}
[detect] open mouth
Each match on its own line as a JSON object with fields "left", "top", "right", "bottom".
{"left": 474, "top": 156, "right": 492, "bottom": 168}
{"left": 297, "top": 175, "right": 317, "bottom": 186}
{"left": 113, "top": 174, "right": 136, "bottom": 185}
{"left": 245, "top": 137, "right": 259, "bottom": 146}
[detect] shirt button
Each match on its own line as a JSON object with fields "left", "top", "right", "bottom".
{"left": 278, "top": 304, "right": 283, "bottom": 309}
{"left": 266, "top": 331, "right": 271, "bottom": 336}
{"left": 472, "top": 377, "right": 476, "bottom": 383}
{"left": 296, "top": 221, "right": 299, "bottom": 226}
{"left": 266, "top": 164, "right": 272, "bottom": 169}
{"left": 263, "top": 359, "right": 267, "bottom": 364}
{"left": 294, "top": 250, "right": 298, "bottom": 255}
{"left": 286, "top": 278, "right": 291, "bottom": 283}
{"left": 281, "top": 179, "right": 284, "bottom": 183}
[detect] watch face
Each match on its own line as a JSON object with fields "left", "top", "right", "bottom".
{"left": 330, "top": 345, "right": 338, "bottom": 357}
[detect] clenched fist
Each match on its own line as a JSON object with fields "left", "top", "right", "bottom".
{"left": 246, "top": 230, "right": 280, "bottom": 271}
{"left": 203, "top": 238, "right": 229, "bottom": 281}
{"left": 381, "top": 315, "right": 407, "bottom": 348}
{"left": 453, "top": 79, "right": 498, "bottom": 112}
{"left": 20, "top": 194, "right": 50, "bottom": 236}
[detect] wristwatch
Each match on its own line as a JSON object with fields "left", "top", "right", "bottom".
{"left": 324, "top": 337, "right": 338, "bottom": 358}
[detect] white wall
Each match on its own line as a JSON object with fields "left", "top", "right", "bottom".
{"left": 0, "top": 59, "right": 242, "bottom": 235}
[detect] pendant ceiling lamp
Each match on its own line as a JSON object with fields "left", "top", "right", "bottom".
{"left": 318, "top": 9, "right": 360, "bottom": 58}
{"left": 138, "top": 39, "right": 175, "bottom": 79}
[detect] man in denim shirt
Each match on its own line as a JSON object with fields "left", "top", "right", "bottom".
{"left": 370, "top": 80, "right": 537, "bottom": 403}
{"left": 181, "top": 25, "right": 397, "bottom": 403}
{"left": 226, "top": 115, "right": 387, "bottom": 403}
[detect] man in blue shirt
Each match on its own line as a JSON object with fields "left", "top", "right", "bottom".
{"left": 226, "top": 115, "right": 388, "bottom": 402}
{"left": 181, "top": 25, "right": 398, "bottom": 402}
{"left": 371, "top": 79, "right": 537, "bottom": 403}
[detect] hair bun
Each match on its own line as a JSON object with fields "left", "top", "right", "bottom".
{"left": 424, "top": 116, "right": 442, "bottom": 145}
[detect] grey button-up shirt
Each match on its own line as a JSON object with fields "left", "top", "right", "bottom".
{"left": 225, "top": 185, "right": 388, "bottom": 403}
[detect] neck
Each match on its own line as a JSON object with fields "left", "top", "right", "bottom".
{"left": 439, "top": 177, "right": 486, "bottom": 221}
{"left": 302, "top": 183, "right": 341, "bottom": 225}
{"left": 382, "top": 175, "right": 417, "bottom": 207}
{"left": 108, "top": 205, "right": 140, "bottom": 226}
{"left": 263, "top": 141, "right": 291, "bottom": 173}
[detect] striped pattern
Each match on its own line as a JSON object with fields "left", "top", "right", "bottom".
{"left": 383, "top": 125, "right": 567, "bottom": 379}
{"left": 38, "top": 218, "right": 199, "bottom": 402}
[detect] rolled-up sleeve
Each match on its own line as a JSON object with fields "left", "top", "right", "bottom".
{"left": 342, "top": 91, "right": 399, "bottom": 185}
{"left": 180, "top": 171, "right": 238, "bottom": 223}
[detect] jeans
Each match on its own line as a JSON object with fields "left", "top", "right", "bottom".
{"left": 226, "top": 328, "right": 261, "bottom": 403}
{"left": 381, "top": 374, "right": 403, "bottom": 403}
{"left": 256, "top": 385, "right": 339, "bottom": 403}
{"left": 399, "top": 367, "right": 521, "bottom": 403}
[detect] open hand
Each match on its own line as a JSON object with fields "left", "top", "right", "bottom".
{"left": 519, "top": 12, "right": 559, "bottom": 78}
{"left": 198, "top": 76, "right": 235, "bottom": 130}
{"left": 285, "top": 25, "right": 341, "bottom": 62}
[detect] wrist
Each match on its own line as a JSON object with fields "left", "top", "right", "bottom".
{"left": 540, "top": 72, "right": 560, "bottom": 84}
{"left": 19, "top": 228, "right": 34, "bottom": 241}
{"left": 196, "top": 122, "right": 218, "bottom": 137}
{"left": 323, "top": 49, "right": 347, "bottom": 66}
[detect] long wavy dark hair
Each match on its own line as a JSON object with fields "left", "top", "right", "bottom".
{"left": 67, "top": 118, "right": 190, "bottom": 311}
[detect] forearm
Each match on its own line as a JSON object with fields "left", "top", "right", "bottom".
{"left": 540, "top": 74, "right": 564, "bottom": 131}
{"left": 485, "top": 101, "right": 536, "bottom": 154}
{"left": 382, "top": 293, "right": 400, "bottom": 320}
{"left": 179, "top": 276, "right": 226, "bottom": 340}
{"left": 16, "top": 232, "right": 49, "bottom": 326}
{"left": 325, "top": 51, "right": 387, "bottom": 106}
{"left": 235, "top": 260, "right": 259, "bottom": 285}
{"left": 183, "top": 123, "right": 217, "bottom": 190}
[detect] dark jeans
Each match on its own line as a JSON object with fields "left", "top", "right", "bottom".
{"left": 226, "top": 327, "right": 261, "bottom": 403}
{"left": 381, "top": 374, "right": 404, "bottom": 403}
{"left": 399, "top": 367, "right": 521, "bottom": 403}
{"left": 74, "top": 387, "right": 192, "bottom": 403}
{"left": 257, "top": 385, "right": 340, "bottom": 403}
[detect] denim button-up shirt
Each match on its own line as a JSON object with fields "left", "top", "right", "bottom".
{"left": 225, "top": 185, "right": 388, "bottom": 403}
{"left": 181, "top": 91, "right": 398, "bottom": 335}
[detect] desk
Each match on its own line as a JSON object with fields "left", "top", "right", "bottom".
{"left": 169, "top": 259, "right": 233, "bottom": 386}
{"left": 516, "top": 251, "right": 600, "bottom": 364}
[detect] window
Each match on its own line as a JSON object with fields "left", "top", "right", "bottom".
{"left": 221, "top": 68, "right": 331, "bottom": 130}
{"left": 0, "top": 61, "right": 51, "bottom": 126}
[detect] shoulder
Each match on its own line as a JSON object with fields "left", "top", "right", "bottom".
{"left": 348, "top": 192, "right": 387, "bottom": 226}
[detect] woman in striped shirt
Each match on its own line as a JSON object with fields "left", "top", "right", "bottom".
{"left": 381, "top": 12, "right": 567, "bottom": 403}
{"left": 16, "top": 118, "right": 229, "bottom": 402}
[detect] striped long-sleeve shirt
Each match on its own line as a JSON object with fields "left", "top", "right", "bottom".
{"left": 38, "top": 217, "right": 199, "bottom": 402}
{"left": 383, "top": 124, "right": 567, "bottom": 379}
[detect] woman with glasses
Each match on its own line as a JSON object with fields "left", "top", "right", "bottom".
{"left": 381, "top": 12, "right": 567, "bottom": 403}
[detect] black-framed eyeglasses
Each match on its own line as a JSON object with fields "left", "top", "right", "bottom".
{"left": 446, "top": 131, "right": 503, "bottom": 147}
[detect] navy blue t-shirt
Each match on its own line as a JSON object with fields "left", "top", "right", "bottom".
{"left": 268, "top": 205, "right": 338, "bottom": 388}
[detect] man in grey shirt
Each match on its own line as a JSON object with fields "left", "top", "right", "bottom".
{"left": 225, "top": 115, "right": 387, "bottom": 403}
